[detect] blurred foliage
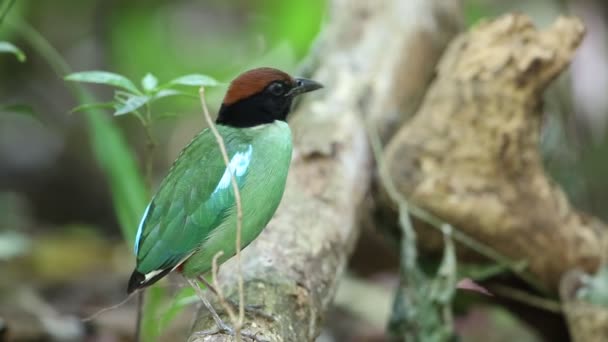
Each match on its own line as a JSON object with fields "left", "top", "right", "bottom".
{"left": 464, "top": 0, "right": 490, "bottom": 27}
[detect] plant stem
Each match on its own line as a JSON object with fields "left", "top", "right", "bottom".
{"left": 199, "top": 87, "right": 244, "bottom": 340}
{"left": 488, "top": 284, "right": 562, "bottom": 313}
{"left": 135, "top": 292, "right": 144, "bottom": 342}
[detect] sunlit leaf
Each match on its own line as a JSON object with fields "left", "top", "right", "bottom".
{"left": 0, "top": 41, "right": 26, "bottom": 62}
{"left": 113, "top": 95, "right": 149, "bottom": 116}
{"left": 65, "top": 71, "right": 141, "bottom": 94}
{"left": 168, "top": 74, "right": 219, "bottom": 87}
{"left": 70, "top": 102, "right": 115, "bottom": 114}
{"left": 142, "top": 73, "right": 158, "bottom": 92}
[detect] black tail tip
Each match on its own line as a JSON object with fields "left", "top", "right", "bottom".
{"left": 127, "top": 271, "right": 145, "bottom": 294}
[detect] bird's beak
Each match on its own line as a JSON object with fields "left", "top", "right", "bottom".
{"left": 288, "top": 78, "right": 324, "bottom": 97}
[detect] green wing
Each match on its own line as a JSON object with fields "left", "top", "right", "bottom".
{"left": 133, "top": 127, "right": 252, "bottom": 277}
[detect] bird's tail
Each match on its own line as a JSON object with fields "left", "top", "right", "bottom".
{"left": 127, "top": 268, "right": 171, "bottom": 294}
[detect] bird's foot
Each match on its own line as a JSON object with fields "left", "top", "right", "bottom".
{"left": 196, "top": 276, "right": 274, "bottom": 322}
{"left": 225, "top": 299, "right": 275, "bottom": 322}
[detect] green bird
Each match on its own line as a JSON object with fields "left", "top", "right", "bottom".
{"left": 127, "top": 67, "right": 322, "bottom": 295}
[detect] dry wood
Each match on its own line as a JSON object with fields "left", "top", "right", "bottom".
{"left": 188, "top": 0, "right": 462, "bottom": 340}
{"left": 384, "top": 13, "right": 606, "bottom": 293}
{"left": 560, "top": 269, "right": 608, "bottom": 342}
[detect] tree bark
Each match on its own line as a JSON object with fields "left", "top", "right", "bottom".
{"left": 188, "top": 0, "right": 463, "bottom": 341}
{"left": 560, "top": 269, "right": 608, "bottom": 342}
{"left": 384, "top": 13, "right": 607, "bottom": 293}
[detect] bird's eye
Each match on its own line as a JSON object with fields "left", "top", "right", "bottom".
{"left": 268, "top": 82, "right": 286, "bottom": 96}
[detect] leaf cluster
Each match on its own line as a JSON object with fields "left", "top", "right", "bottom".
{"left": 65, "top": 71, "right": 219, "bottom": 122}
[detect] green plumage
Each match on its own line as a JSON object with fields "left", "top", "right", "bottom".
{"left": 134, "top": 121, "right": 292, "bottom": 279}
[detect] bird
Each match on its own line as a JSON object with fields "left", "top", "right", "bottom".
{"left": 126, "top": 67, "right": 322, "bottom": 335}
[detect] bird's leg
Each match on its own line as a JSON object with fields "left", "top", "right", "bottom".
{"left": 186, "top": 278, "right": 268, "bottom": 342}
{"left": 197, "top": 275, "right": 274, "bottom": 321}
{"left": 186, "top": 278, "right": 232, "bottom": 334}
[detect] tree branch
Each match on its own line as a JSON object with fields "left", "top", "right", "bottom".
{"left": 188, "top": 0, "right": 462, "bottom": 340}
{"left": 384, "top": 13, "right": 604, "bottom": 294}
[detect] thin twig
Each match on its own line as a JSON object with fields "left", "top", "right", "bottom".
{"left": 81, "top": 292, "right": 137, "bottom": 322}
{"left": 199, "top": 87, "right": 244, "bottom": 340}
{"left": 488, "top": 284, "right": 563, "bottom": 313}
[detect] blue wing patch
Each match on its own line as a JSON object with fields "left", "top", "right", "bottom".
{"left": 134, "top": 202, "right": 153, "bottom": 255}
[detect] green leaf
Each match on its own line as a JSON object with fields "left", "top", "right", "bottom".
{"left": 0, "top": 41, "right": 26, "bottom": 62}
{"left": 65, "top": 71, "right": 141, "bottom": 94}
{"left": 113, "top": 95, "right": 149, "bottom": 116}
{"left": 153, "top": 89, "right": 187, "bottom": 99}
{"left": 168, "top": 74, "right": 219, "bottom": 87}
{"left": 153, "top": 89, "right": 199, "bottom": 103}
{"left": 142, "top": 73, "right": 158, "bottom": 92}
{"left": 70, "top": 102, "right": 115, "bottom": 114}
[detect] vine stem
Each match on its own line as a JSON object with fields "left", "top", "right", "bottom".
{"left": 199, "top": 87, "right": 244, "bottom": 340}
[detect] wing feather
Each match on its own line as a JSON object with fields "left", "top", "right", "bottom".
{"left": 134, "top": 127, "right": 251, "bottom": 275}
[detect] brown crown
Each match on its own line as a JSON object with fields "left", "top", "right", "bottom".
{"left": 222, "top": 67, "right": 294, "bottom": 105}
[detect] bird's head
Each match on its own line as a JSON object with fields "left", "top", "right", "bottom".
{"left": 217, "top": 67, "right": 323, "bottom": 127}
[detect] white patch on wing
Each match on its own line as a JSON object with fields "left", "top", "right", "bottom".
{"left": 134, "top": 202, "right": 151, "bottom": 255}
{"left": 212, "top": 145, "right": 253, "bottom": 194}
{"left": 144, "top": 269, "right": 165, "bottom": 281}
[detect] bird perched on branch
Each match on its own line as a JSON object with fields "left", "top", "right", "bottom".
{"left": 127, "top": 67, "right": 322, "bottom": 335}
